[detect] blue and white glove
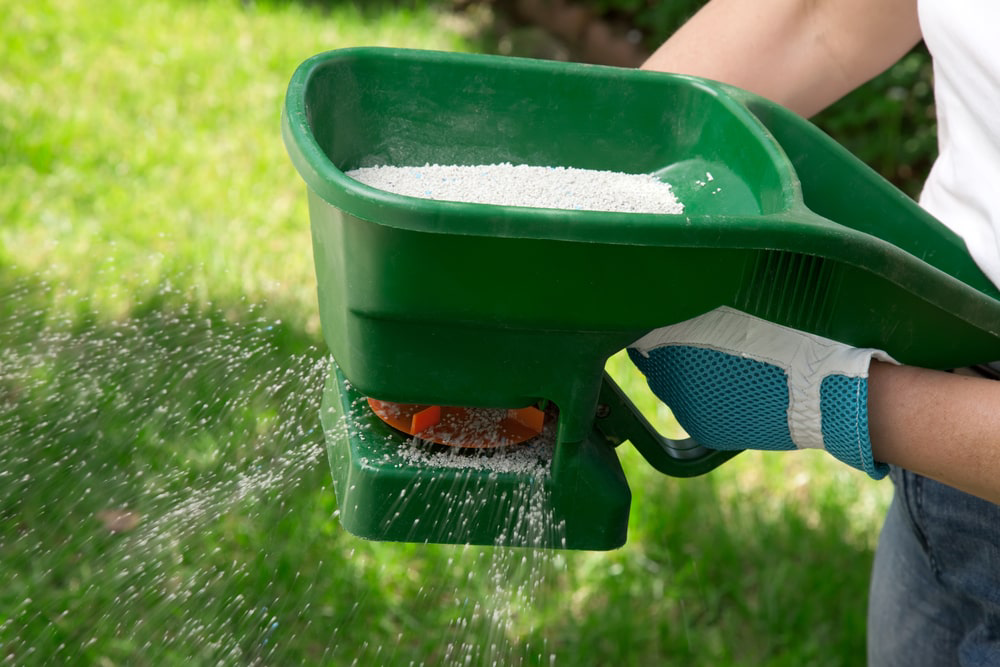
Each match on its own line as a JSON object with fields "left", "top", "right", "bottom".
{"left": 628, "top": 306, "right": 897, "bottom": 479}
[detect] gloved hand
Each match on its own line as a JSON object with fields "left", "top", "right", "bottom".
{"left": 627, "top": 306, "right": 897, "bottom": 479}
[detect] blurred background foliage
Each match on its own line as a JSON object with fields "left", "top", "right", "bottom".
{"left": 454, "top": 0, "right": 937, "bottom": 199}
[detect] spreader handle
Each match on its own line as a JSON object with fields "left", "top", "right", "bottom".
{"left": 594, "top": 373, "right": 739, "bottom": 478}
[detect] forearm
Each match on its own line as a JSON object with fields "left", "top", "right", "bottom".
{"left": 868, "top": 362, "right": 1000, "bottom": 505}
{"left": 642, "top": 0, "right": 922, "bottom": 117}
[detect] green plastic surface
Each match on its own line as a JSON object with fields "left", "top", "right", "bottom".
{"left": 284, "top": 47, "right": 1000, "bottom": 550}
{"left": 321, "top": 363, "right": 631, "bottom": 549}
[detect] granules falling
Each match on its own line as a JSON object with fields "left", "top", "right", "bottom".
{"left": 344, "top": 391, "right": 555, "bottom": 476}
{"left": 346, "top": 163, "right": 684, "bottom": 214}
{"left": 396, "top": 438, "right": 554, "bottom": 476}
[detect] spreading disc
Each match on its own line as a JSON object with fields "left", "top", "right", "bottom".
{"left": 366, "top": 398, "right": 545, "bottom": 448}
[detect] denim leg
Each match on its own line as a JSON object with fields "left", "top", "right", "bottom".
{"left": 868, "top": 468, "right": 1000, "bottom": 666}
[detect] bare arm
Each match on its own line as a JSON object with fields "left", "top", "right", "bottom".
{"left": 869, "top": 363, "right": 1000, "bottom": 504}
{"left": 642, "top": 0, "right": 923, "bottom": 117}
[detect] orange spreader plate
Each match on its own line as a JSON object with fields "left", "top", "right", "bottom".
{"left": 366, "top": 398, "right": 545, "bottom": 448}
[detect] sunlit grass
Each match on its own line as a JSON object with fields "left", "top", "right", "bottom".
{"left": 1, "top": 0, "right": 470, "bottom": 328}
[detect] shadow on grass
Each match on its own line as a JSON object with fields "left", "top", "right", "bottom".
{"left": 0, "top": 263, "right": 391, "bottom": 665}
{"left": 0, "top": 261, "right": 879, "bottom": 666}
{"left": 528, "top": 465, "right": 878, "bottom": 666}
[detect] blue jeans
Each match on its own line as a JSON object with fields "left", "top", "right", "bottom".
{"left": 868, "top": 467, "right": 1000, "bottom": 665}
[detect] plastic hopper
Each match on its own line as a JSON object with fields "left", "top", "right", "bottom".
{"left": 283, "top": 47, "right": 1000, "bottom": 550}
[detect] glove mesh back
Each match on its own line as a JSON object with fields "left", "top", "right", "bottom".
{"left": 627, "top": 346, "right": 795, "bottom": 451}
{"left": 820, "top": 375, "right": 888, "bottom": 479}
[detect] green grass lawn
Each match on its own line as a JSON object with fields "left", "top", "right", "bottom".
{"left": 1, "top": 1, "right": 892, "bottom": 664}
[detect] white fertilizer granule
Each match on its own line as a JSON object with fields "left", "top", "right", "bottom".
{"left": 346, "top": 163, "right": 684, "bottom": 214}
{"left": 396, "top": 438, "right": 554, "bottom": 476}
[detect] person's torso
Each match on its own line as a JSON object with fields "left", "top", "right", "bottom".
{"left": 918, "top": 0, "right": 1000, "bottom": 290}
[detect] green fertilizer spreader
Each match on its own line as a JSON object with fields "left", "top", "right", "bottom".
{"left": 282, "top": 47, "right": 1000, "bottom": 550}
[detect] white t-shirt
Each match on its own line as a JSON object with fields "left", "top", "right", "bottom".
{"left": 918, "top": 0, "right": 1000, "bottom": 290}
